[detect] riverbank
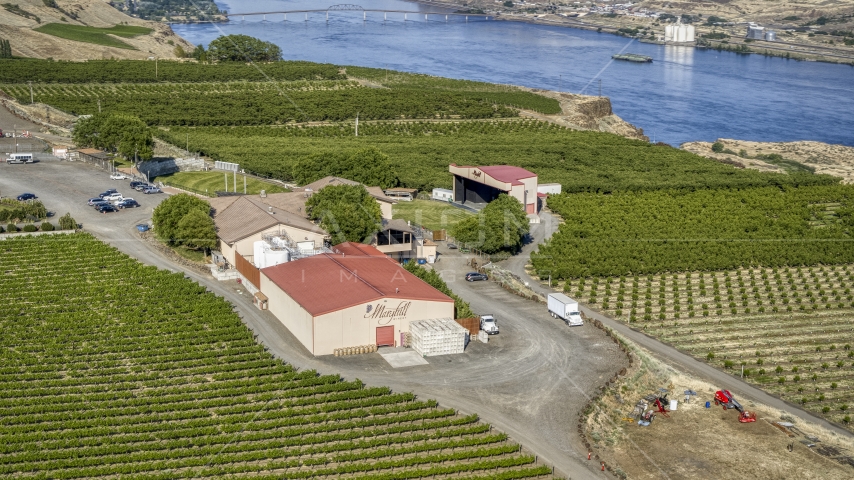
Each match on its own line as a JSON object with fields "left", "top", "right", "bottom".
{"left": 409, "top": 1, "right": 854, "bottom": 66}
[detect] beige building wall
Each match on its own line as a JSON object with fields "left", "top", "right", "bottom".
{"left": 313, "top": 298, "right": 454, "bottom": 356}
{"left": 378, "top": 201, "right": 393, "bottom": 220}
{"left": 220, "top": 239, "right": 238, "bottom": 266}
{"left": 260, "top": 271, "right": 316, "bottom": 354}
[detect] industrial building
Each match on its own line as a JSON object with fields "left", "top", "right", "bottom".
{"left": 259, "top": 242, "right": 455, "bottom": 355}
{"left": 449, "top": 164, "right": 539, "bottom": 214}
{"left": 664, "top": 23, "right": 695, "bottom": 43}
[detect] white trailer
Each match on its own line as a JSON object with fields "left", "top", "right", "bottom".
{"left": 548, "top": 293, "right": 584, "bottom": 326}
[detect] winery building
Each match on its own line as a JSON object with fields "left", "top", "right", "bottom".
{"left": 260, "top": 242, "right": 455, "bottom": 356}
{"left": 449, "top": 164, "right": 539, "bottom": 214}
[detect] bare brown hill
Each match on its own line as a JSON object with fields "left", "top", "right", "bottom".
{"left": 0, "top": 0, "right": 193, "bottom": 60}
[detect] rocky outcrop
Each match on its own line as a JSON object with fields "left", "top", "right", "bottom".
{"left": 518, "top": 88, "right": 648, "bottom": 141}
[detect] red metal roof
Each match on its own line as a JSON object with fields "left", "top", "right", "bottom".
{"left": 477, "top": 166, "right": 537, "bottom": 186}
{"left": 332, "top": 242, "right": 385, "bottom": 257}
{"left": 262, "top": 252, "right": 453, "bottom": 316}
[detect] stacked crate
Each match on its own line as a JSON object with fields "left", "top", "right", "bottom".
{"left": 410, "top": 318, "right": 467, "bottom": 356}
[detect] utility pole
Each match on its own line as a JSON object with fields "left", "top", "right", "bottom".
{"left": 233, "top": 168, "right": 236, "bottom": 193}
{"left": 355, "top": 112, "right": 359, "bottom": 137}
{"left": 224, "top": 172, "right": 228, "bottom": 192}
{"left": 244, "top": 175, "right": 246, "bottom": 194}
{"left": 186, "top": 133, "right": 189, "bottom": 155}
{"left": 155, "top": 57, "right": 158, "bottom": 79}
{"left": 97, "top": 98, "right": 101, "bottom": 114}
{"left": 28, "top": 81, "right": 33, "bottom": 104}
{"left": 559, "top": 74, "right": 562, "bottom": 94}
{"left": 598, "top": 79, "right": 602, "bottom": 97}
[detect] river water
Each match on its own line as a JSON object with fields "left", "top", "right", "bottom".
{"left": 173, "top": 0, "right": 854, "bottom": 146}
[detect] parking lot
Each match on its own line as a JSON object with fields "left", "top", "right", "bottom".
{"left": 0, "top": 157, "right": 166, "bottom": 238}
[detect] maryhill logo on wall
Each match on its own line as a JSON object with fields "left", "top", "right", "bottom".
{"left": 365, "top": 301, "right": 412, "bottom": 324}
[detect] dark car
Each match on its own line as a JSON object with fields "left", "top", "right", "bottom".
{"left": 90, "top": 200, "right": 109, "bottom": 208}
{"left": 17, "top": 193, "right": 37, "bottom": 201}
{"left": 117, "top": 199, "right": 140, "bottom": 209}
{"left": 97, "top": 204, "right": 118, "bottom": 214}
{"left": 129, "top": 181, "right": 146, "bottom": 189}
{"left": 465, "top": 272, "right": 489, "bottom": 282}
{"left": 134, "top": 183, "right": 152, "bottom": 192}
{"left": 98, "top": 189, "right": 119, "bottom": 198}
{"left": 143, "top": 186, "right": 161, "bottom": 194}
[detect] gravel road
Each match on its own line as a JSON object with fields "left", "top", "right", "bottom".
{"left": 2, "top": 159, "right": 628, "bottom": 479}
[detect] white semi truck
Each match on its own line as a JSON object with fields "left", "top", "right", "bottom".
{"left": 479, "top": 314, "right": 499, "bottom": 335}
{"left": 547, "top": 293, "right": 584, "bottom": 326}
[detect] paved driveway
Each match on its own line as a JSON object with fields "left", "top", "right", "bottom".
{"left": 1, "top": 160, "right": 627, "bottom": 479}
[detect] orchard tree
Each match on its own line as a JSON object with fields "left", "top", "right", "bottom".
{"left": 306, "top": 184, "right": 382, "bottom": 245}
{"left": 153, "top": 194, "right": 213, "bottom": 246}
{"left": 451, "top": 194, "right": 529, "bottom": 254}
{"left": 207, "top": 35, "right": 282, "bottom": 62}
{"left": 292, "top": 147, "right": 399, "bottom": 189}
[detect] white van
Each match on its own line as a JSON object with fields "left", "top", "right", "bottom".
{"left": 7, "top": 153, "right": 34, "bottom": 164}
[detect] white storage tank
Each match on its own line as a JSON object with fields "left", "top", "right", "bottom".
{"left": 684, "top": 25, "right": 695, "bottom": 42}
{"left": 765, "top": 30, "right": 776, "bottom": 41}
{"left": 677, "top": 25, "right": 688, "bottom": 42}
{"left": 665, "top": 24, "right": 675, "bottom": 42}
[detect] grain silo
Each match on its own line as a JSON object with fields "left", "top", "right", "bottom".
{"left": 683, "top": 24, "right": 695, "bottom": 42}
{"left": 764, "top": 30, "right": 776, "bottom": 41}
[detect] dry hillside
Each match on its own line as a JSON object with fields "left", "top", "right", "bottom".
{"left": 0, "top": 0, "right": 193, "bottom": 60}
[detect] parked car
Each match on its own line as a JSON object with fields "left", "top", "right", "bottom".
{"left": 447, "top": 243, "right": 458, "bottom": 249}
{"left": 16, "top": 193, "right": 37, "bottom": 201}
{"left": 134, "top": 183, "right": 153, "bottom": 191}
{"left": 116, "top": 199, "right": 139, "bottom": 209}
{"left": 142, "top": 186, "right": 161, "bottom": 194}
{"left": 465, "top": 272, "right": 488, "bottom": 282}
{"left": 136, "top": 224, "right": 150, "bottom": 232}
{"left": 98, "top": 189, "right": 118, "bottom": 198}
{"left": 110, "top": 173, "right": 127, "bottom": 180}
{"left": 114, "top": 197, "right": 134, "bottom": 205}
{"left": 87, "top": 197, "right": 103, "bottom": 206}
{"left": 130, "top": 181, "right": 146, "bottom": 189}
{"left": 102, "top": 193, "right": 124, "bottom": 202}
{"left": 90, "top": 200, "right": 109, "bottom": 209}
{"left": 97, "top": 204, "right": 118, "bottom": 214}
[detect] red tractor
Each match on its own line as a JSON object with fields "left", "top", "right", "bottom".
{"left": 714, "top": 389, "right": 756, "bottom": 423}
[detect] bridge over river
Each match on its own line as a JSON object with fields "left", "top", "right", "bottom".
{"left": 224, "top": 3, "right": 492, "bottom": 22}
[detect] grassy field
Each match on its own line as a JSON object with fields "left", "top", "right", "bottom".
{"left": 560, "top": 264, "right": 854, "bottom": 428}
{"left": 0, "top": 234, "right": 553, "bottom": 478}
{"left": 32, "top": 24, "right": 152, "bottom": 49}
{"left": 156, "top": 171, "right": 289, "bottom": 197}
{"left": 393, "top": 199, "right": 472, "bottom": 231}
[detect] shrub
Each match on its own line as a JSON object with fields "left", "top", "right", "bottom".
{"left": 40, "top": 221, "right": 55, "bottom": 231}
{"left": 0, "top": 225, "right": 3, "bottom": 233}
{"left": 822, "top": 406, "right": 830, "bottom": 413}
{"left": 22, "top": 225, "right": 38, "bottom": 232}
{"left": 58, "top": 213, "right": 76, "bottom": 230}
{"left": 706, "top": 352, "right": 715, "bottom": 360}
{"left": 6, "top": 223, "right": 17, "bottom": 233}
{"left": 724, "top": 360, "right": 734, "bottom": 369}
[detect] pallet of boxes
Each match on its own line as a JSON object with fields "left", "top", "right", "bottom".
{"left": 410, "top": 318, "right": 468, "bottom": 356}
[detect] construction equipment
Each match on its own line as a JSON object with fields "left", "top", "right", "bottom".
{"left": 714, "top": 389, "right": 756, "bottom": 423}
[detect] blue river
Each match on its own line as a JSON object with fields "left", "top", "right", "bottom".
{"left": 173, "top": 0, "right": 854, "bottom": 146}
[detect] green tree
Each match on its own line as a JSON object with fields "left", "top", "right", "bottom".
{"left": 58, "top": 213, "right": 76, "bottom": 230}
{"left": 73, "top": 113, "right": 153, "bottom": 161}
{"left": 292, "top": 147, "right": 399, "bottom": 189}
{"left": 306, "top": 185, "right": 382, "bottom": 245}
{"left": 191, "top": 44, "right": 207, "bottom": 62}
{"left": 176, "top": 208, "right": 217, "bottom": 251}
{"left": 711, "top": 141, "right": 724, "bottom": 153}
{"left": 173, "top": 44, "right": 187, "bottom": 58}
{"left": 451, "top": 194, "right": 529, "bottom": 254}
{"left": 404, "top": 262, "right": 475, "bottom": 319}
{"left": 152, "top": 194, "right": 212, "bottom": 246}
{"left": 207, "top": 35, "right": 282, "bottom": 63}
